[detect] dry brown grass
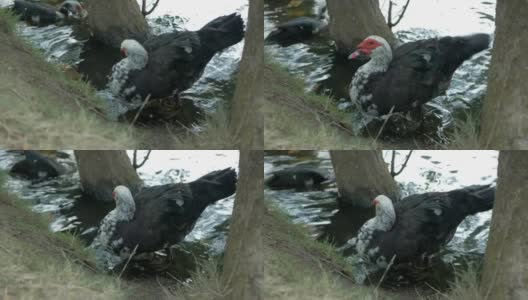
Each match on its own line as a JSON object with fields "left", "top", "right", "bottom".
{"left": 445, "top": 112, "right": 482, "bottom": 149}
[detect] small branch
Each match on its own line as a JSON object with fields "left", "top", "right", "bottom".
{"left": 142, "top": 0, "right": 161, "bottom": 17}
{"left": 388, "top": 1, "right": 393, "bottom": 28}
{"left": 391, "top": 150, "right": 414, "bottom": 177}
{"left": 388, "top": 0, "right": 411, "bottom": 29}
{"left": 133, "top": 150, "right": 152, "bottom": 169}
{"left": 373, "top": 105, "right": 395, "bottom": 146}
{"left": 118, "top": 244, "right": 139, "bottom": 280}
{"left": 375, "top": 255, "right": 396, "bottom": 292}
{"left": 128, "top": 94, "right": 151, "bottom": 130}
{"left": 390, "top": 151, "right": 396, "bottom": 176}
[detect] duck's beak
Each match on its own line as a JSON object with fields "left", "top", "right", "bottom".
{"left": 348, "top": 49, "right": 369, "bottom": 61}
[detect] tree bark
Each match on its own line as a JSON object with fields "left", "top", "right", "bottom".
{"left": 74, "top": 151, "right": 143, "bottom": 203}
{"left": 481, "top": 151, "right": 528, "bottom": 300}
{"left": 479, "top": 0, "right": 528, "bottom": 149}
{"left": 230, "top": 0, "right": 264, "bottom": 149}
{"left": 326, "top": 0, "right": 396, "bottom": 55}
{"left": 84, "top": 0, "right": 149, "bottom": 48}
{"left": 330, "top": 150, "right": 399, "bottom": 207}
{"left": 222, "top": 150, "right": 264, "bottom": 300}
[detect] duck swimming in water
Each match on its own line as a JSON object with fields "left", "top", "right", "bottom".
{"left": 1, "top": 0, "right": 87, "bottom": 26}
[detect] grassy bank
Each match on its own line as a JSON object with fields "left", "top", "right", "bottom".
{"left": 0, "top": 10, "right": 137, "bottom": 149}
{"left": 0, "top": 180, "right": 126, "bottom": 299}
{"left": 0, "top": 10, "right": 237, "bottom": 149}
{"left": 263, "top": 201, "right": 484, "bottom": 300}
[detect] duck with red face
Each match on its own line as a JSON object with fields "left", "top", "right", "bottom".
{"left": 348, "top": 33, "right": 490, "bottom": 117}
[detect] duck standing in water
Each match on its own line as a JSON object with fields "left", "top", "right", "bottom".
{"left": 349, "top": 185, "right": 495, "bottom": 268}
{"left": 103, "top": 13, "right": 244, "bottom": 118}
{"left": 348, "top": 34, "right": 490, "bottom": 116}
{"left": 0, "top": 0, "right": 88, "bottom": 26}
{"left": 90, "top": 168, "right": 237, "bottom": 271}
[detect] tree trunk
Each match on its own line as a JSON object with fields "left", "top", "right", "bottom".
{"left": 230, "top": 0, "right": 264, "bottom": 149}
{"left": 85, "top": 0, "right": 149, "bottom": 48}
{"left": 222, "top": 150, "right": 264, "bottom": 300}
{"left": 74, "top": 151, "right": 142, "bottom": 203}
{"left": 481, "top": 151, "right": 528, "bottom": 300}
{"left": 326, "top": 0, "right": 396, "bottom": 55}
{"left": 330, "top": 150, "right": 398, "bottom": 207}
{"left": 479, "top": 0, "right": 528, "bottom": 149}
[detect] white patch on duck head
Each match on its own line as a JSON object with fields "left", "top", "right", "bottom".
{"left": 113, "top": 185, "right": 136, "bottom": 218}
{"left": 107, "top": 39, "right": 148, "bottom": 98}
{"left": 120, "top": 39, "right": 148, "bottom": 69}
{"left": 59, "top": 0, "right": 88, "bottom": 19}
{"left": 351, "top": 195, "right": 396, "bottom": 257}
{"left": 363, "top": 35, "right": 392, "bottom": 63}
{"left": 90, "top": 186, "right": 135, "bottom": 251}
{"left": 31, "top": 15, "right": 41, "bottom": 24}
{"left": 373, "top": 195, "right": 396, "bottom": 231}
{"left": 304, "top": 178, "right": 314, "bottom": 187}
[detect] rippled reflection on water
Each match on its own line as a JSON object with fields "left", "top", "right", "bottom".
{"left": 0, "top": 150, "right": 239, "bottom": 256}
{"left": 15, "top": 1, "right": 248, "bottom": 113}
{"left": 265, "top": 0, "right": 496, "bottom": 141}
{"left": 264, "top": 150, "right": 498, "bottom": 288}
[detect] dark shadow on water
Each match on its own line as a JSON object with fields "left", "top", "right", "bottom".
{"left": 319, "top": 206, "right": 374, "bottom": 248}
{"left": 316, "top": 53, "right": 364, "bottom": 100}
{"left": 78, "top": 38, "right": 121, "bottom": 89}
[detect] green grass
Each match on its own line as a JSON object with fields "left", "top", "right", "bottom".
{"left": 0, "top": 8, "right": 17, "bottom": 34}
{"left": 265, "top": 61, "right": 349, "bottom": 122}
{"left": 169, "top": 259, "right": 228, "bottom": 300}
{"left": 425, "top": 264, "right": 483, "bottom": 300}
{"left": 445, "top": 111, "right": 482, "bottom": 150}
{"left": 174, "top": 106, "right": 239, "bottom": 149}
